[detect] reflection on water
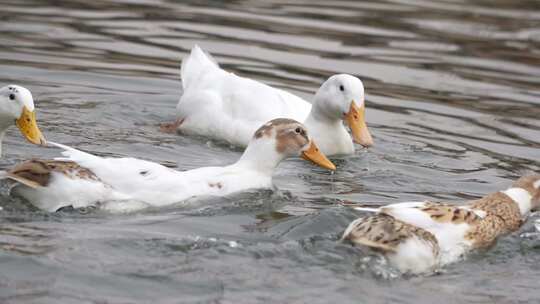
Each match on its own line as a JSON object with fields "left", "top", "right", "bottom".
{"left": 0, "top": 0, "right": 539, "bottom": 303}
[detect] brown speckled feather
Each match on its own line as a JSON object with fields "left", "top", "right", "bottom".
{"left": 412, "top": 202, "right": 484, "bottom": 225}
{"left": 414, "top": 197, "right": 520, "bottom": 248}
{"left": 342, "top": 175, "right": 540, "bottom": 273}
{"left": 469, "top": 192, "right": 522, "bottom": 232}
{"left": 460, "top": 192, "right": 524, "bottom": 248}
{"left": 342, "top": 214, "right": 439, "bottom": 256}
{"left": 465, "top": 214, "right": 507, "bottom": 248}
{"left": 6, "top": 159, "right": 100, "bottom": 188}
{"left": 253, "top": 118, "right": 299, "bottom": 139}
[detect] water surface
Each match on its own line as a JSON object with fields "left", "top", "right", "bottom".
{"left": 1, "top": 0, "right": 540, "bottom": 303}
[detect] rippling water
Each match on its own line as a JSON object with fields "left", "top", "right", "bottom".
{"left": 1, "top": 0, "right": 540, "bottom": 303}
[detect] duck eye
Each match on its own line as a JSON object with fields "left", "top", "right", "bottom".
{"left": 295, "top": 127, "right": 301, "bottom": 134}
{"left": 8, "top": 93, "right": 15, "bottom": 100}
{"left": 339, "top": 85, "right": 344, "bottom": 92}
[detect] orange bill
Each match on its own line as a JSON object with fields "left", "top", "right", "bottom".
{"left": 345, "top": 101, "right": 373, "bottom": 147}
{"left": 301, "top": 141, "right": 336, "bottom": 171}
{"left": 16, "top": 106, "right": 46, "bottom": 145}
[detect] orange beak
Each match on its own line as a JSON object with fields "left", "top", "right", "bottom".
{"left": 345, "top": 101, "right": 373, "bottom": 147}
{"left": 301, "top": 140, "right": 336, "bottom": 171}
{"left": 16, "top": 106, "right": 46, "bottom": 145}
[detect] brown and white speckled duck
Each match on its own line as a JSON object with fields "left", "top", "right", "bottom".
{"left": 341, "top": 175, "right": 540, "bottom": 274}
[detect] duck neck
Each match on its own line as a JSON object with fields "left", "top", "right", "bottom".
{"left": 306, "top": 96, "right": 348, "bottom": 129}
{"left": 308, "top": 97, "right": 341, "bottom": 123}
{"left": 502, "top": 187, "right": 532, "bottom": 217}
{"left": 304, "top": 104, "right": 352, "bottom": 155}
{"left": 234, "top": 139, "right": 284, "bottom": 176}
{"left": 305, "top": 109, "right": 344, "bottom": 129}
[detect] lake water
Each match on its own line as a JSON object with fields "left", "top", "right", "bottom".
{"left": 1, "top": 0, "right": 540, "bottom": 303}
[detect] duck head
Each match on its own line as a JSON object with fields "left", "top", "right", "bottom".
{"left": 0, "top": 85, "right": 46, "bottom": 149}
{"left": 238, "top": 118, "right": 336, "bottom": 172}
{"left": 312, "top": 74, "right": 373, "bottom": 147}
{"left": 512, "top": 174, "right": 540, "bottom": 212}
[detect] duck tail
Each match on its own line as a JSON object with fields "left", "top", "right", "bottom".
{"left": 48, "top": 141, "right": 102, "bottom": 166}
{"left": 0, "top": 170, "right": 42, "bottom": 189}
{"left": 352, "top": 207, "right": 380, "bottom": 213}
{"left": 181, "top": 45, "right": 219, "bottom": 90}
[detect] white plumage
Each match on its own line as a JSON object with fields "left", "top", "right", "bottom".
{"left": 170, "top": 45, "right": 373, "bottom": 155}
{"left": 5, "top": 119, "right": 335, "bottom": 212}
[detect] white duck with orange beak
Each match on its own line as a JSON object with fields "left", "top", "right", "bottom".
{"left": 0, "top": 85, "right": 46, "bottom": 154}
{"left": 2, "top": 119, "right": 335, "bottom": 212}
{"left": 163, "top": 45, "right": 373, "bottom": 155}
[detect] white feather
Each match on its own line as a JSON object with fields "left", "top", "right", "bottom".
{"left": 10, "top": 172, "right": 127, "bottom": 212}
{"left": 380, "top": 203, "right": 439, "bottom": 230}
{"left": 502, "top": 188, "right": 532, "bottom": 217}
{"left": 388, "top": 236, "right": 438, "bottom": 274}
{"left": 180, "top": 45, "right": 218, "bottom": 91}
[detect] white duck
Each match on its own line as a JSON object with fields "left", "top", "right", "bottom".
{"left": 0, "top": 85, "right": 46, "bottom": 155}
{"left": 341, "top": 175, "right": 540, "bottom": 274}
{"left": 2, "top": 118, "right": 335, "bottom": 212}
{"left": 162, "top": 45, "right": 373, "bottom": 155}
